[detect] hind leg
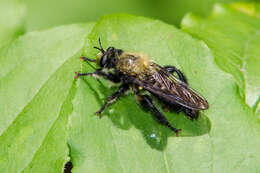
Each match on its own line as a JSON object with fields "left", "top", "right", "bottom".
{"left": 164, "top": 66, "right": 199, "bottom": 119}
{"left": 137, "top": 94, "right": 181, "bottom": 136}
{"left": 164, "top": 65, "right": 188, "bottom": 84}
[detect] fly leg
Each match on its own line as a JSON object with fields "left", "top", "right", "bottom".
{"left": 164, "top": 65, "right": 188, "bottom": 84}
{"left": 80, "top": 56, "right": 97, "bottom": 62}
{"left": 184, "top": 109, "right": 199, "bottom": 120}
{"left": 156, "top": 95, "right": 183, "bottom": 113}
{"left": 137, "top": 94, "right": 181, "bottom": 136}
{"left": 95, "top": 84, "right": 129, "bottom": 118}
{"left": 160, "top": 65, "right": 188, "bottom": 113}
{"left": 75, "top": 70, "right": 121, "bottom": 83}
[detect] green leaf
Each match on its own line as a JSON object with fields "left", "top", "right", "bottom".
{"left": 230, "top": 2, "right": 260, "bottom": 17}
{"left": 0, "top": 0, "right": 26, "bottom": 47}
{"left": 181, "top": 3, "right": 260, "bottom": 111}
{"left": 68, "top": 14, "right": 260, "bottom": 173}
{"left": 25, "top": 0, "right": 252, "bottom": 30}
{"left": 0, "top": 23, "right": 94, "bottom": 173}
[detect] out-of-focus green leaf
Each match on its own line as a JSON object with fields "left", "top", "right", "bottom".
{"left": 25, "top": 0, "right": 152, "bottom": 31}
{"left": 25, "top": 0, "right": 253, "bottom": 31}
{"left": 0, "top": 0, "right": 26, "bottom": 47}
{"left": 0, "top": 23, "right": 94, "bottom": 173}
{"left": 68, "top": 14, "right": 260, "bottom": 173}
{"left": 230, "top": 2, "right": 260, "bottom": 17}
{"left": 147, "top": 0, "right": 253, "bottom": 27}
{"left": 182, "top": 3, "right": 260, "bottom": 111}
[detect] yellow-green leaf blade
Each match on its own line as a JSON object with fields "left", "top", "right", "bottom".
{"left": 0, "top": 23, "right": 94, "bottom": 173}
{"left": 0, "top": 0, "right": 26, "bottom": 47}
{"left": 182, "top": 3, "right": 260, "bottom": 110}
{"left": 69, "top": 14, "right": 260, "bottom": 173}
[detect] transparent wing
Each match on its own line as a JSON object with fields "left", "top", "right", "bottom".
{"left": 134, "top": 64, "right": 209, "bottom": 110}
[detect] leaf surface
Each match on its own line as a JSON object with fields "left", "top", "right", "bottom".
{"left": 182, "top": 3, "right": 260, "bottom": 111}
{"left": 0, "top": 0, "right": 26, "bottom": 47}
{"left": 68, "top": 14, "right": 260, "bottom": 173}
{"left": 0, "top": 23, "right": 94, "bottom": 173}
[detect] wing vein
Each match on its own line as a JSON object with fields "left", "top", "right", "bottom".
{"left": 134, "top": 63, "right": 208, "bottom": 110}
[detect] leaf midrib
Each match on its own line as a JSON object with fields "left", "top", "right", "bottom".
{"left": 20, "top": 77, "right": 75, "bottom": 172}
{"left": 15, "top": 54, "right": 77, "bottom": 172}
{"left": 0, "top": 39, "right": 84, "bottom": 137}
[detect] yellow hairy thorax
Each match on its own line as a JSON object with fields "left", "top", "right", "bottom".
{"left": 117, "top": 52, "right": 152, "bottom": 75}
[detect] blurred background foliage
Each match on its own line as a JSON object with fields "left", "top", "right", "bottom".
{"left": 24, "top": 0, "right": 255, "bottom": 31}
{"left": 0, "top": 0, "right": 25, "bottom": 47}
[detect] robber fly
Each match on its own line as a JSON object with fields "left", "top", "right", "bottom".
{"left": 75, "top": 39, "right": 209, "bottom": 136}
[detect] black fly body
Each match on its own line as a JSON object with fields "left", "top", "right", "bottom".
{"left": 75, "top": 39, "right": 209, "bottom": 136}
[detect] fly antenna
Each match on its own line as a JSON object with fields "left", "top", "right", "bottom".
{"left": 98, "top": 38, "right": 104, "bottom": 50}
{"left": 93, "top": 38, "right": 105, "bottom": 53}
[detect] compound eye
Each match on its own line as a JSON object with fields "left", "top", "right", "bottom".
{"left": 107, "top": 47, "right": 115, "bottom": 52}
{"left": 111, "top": 57, "right": 118, "bottom": 64}
{"left": 100, "top": 55, "right": 107, "bottom": 67}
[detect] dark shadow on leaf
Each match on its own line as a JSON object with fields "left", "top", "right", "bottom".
{"left": 110, "top": 95, "right": 211, "bottom": 150}
{"left": 81, "top": 77, "right": 211, "bottom": 151}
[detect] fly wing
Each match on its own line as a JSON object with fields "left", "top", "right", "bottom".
{"left": 134, "top": 64, "right": 209, "bottom": 110}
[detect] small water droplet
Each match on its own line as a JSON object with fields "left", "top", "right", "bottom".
{"left": 150, "top": 133, "right": 156, "bottom": 138}
{"left": 109, "top": 109, "right": 114, "bottom": 114}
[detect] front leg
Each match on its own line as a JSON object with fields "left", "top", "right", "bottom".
{"left": 95, "top": 84, "right": 129, "bottom": 118}
{"left": 75, "top": 70, "right": 121, "bottom": 83}
{"left": 137, "top": 94, "right": 181, "bottom": 136}
{"left": 80, "top": 56, "right": 96, "bottom": 62}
